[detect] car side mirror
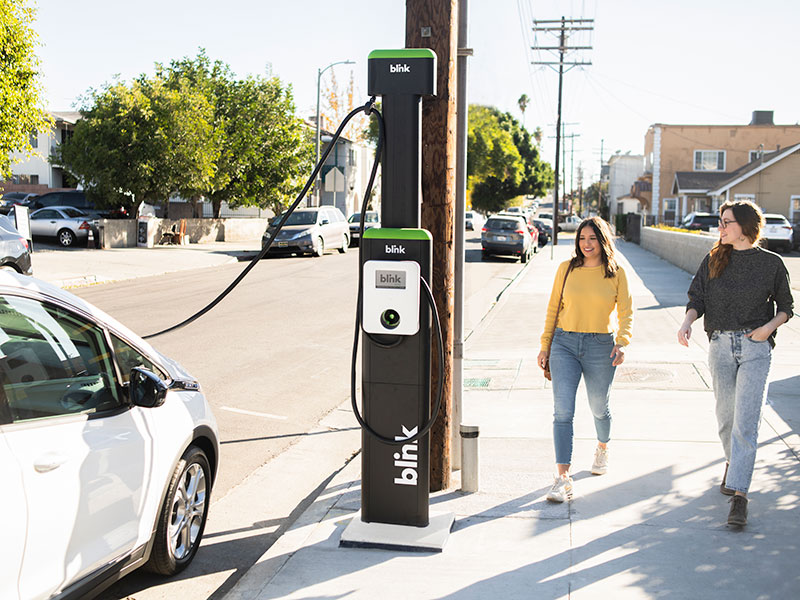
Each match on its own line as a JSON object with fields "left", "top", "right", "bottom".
{"left": 320, "top": 218, "right": 330, "bottom": 225}
{"left": 129, "top": 366, "right": 168, "bottom": 408}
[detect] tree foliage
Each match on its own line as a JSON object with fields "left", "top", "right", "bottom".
{"left": 468, "top": 105, "right": 553, "bottom": 214}
{"left": 0, "top": 0, "right": 52, "bottom": 181}
{"left": 56, "top": 50, "right": 313, "bottom": 217}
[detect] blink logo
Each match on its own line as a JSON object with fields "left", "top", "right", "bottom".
{"left": 385, "top": 244, "right": 406, "bottom": 254}
{"left": 390, "top": 64, "right": 411, "bottom": 73}
{"left": 393, "top": 425, "right": 419, "bottom": 486}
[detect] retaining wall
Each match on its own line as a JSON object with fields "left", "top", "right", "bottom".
{"left": 640, "top": 227, "right": 715, "bottom": 274}
{"left": 97, "top": 218, "right": 268, "bottom": 248}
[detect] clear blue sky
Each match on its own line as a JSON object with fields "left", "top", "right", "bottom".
{"left": 32, "top": 0, "right": 800, "bottom": 187}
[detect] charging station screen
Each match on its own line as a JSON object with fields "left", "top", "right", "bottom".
{"left": 375, "top": 270, "right": 406, "bottom": 289}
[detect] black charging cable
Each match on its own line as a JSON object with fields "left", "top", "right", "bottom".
{"left": 348, "top": 107, "right": 444, "bottom": 446}
{"left": 143, "top": 98, "right": 379, "bottom": 339}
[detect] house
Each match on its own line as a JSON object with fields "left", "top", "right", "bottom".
{"left": 314, "top": 127, "right": 378, "bottom": 218}
{"left": 607, "top": 153, "right": 645, "bottom": 216}
{"left": 641, "top": 111, "right": 800, "bottom": 224}
{"left": 672, "top": 143, "right": 800, "bottom": 224}
{"left": 1, "top": 111, "right": 79, "bottom": 195}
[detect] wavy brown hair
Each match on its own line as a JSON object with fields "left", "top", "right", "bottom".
{"left": 708, "top": 200, "right": 764, "bottom": 279}
{"left": 571, "top": 216, "right": 618, "bottom": 278}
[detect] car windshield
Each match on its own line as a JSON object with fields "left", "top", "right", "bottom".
{"left": 348, "top": 212, "right": 379, "bottom": 223}
{"left": 766, "top": 217, "right": 789, "bottom": 225}
{"left": 276, "top": 211, "right": 318, "bottom": 226}
{"left": 63, "top": 208, "right": 87, "bottom": 218}
{"left": 485, "top": 218, "right": 521, "bottom": 231}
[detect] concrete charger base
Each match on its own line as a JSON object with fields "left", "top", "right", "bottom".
{"left": 339, "top": 511, "right": 456, "bottom": 552}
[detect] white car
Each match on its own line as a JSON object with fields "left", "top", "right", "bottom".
{"left": 0, "top": 271, "right": 219, "bottom": 599}
{"left": 559, "top": 215, "right": 583, "bottom": 232}
{"left": 29, "top": 206, "right": 95, "bottom": 247}
{"left": 762, "top": 213, "right": 794, "bottom": 253}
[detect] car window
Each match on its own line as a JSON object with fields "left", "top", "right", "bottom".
{"left": 111, "top": 334, "right": 166, "bottom": 383}
{"left": 348, "top": 213, "right": 361, "bottom": 223}
{"left": 62, "top": 208, "right": 86, "bottom": 218}
{"left": 0, "top": 295, "right": 122, "bottom": 423}
{"left": 38, "top": 195, "right": 61, "bottom": 207}
{"left": 32, "top": 209, "right": 59, "bottom": 220}
{"left": 280, "top": 211, "right": 317, "bottom": 226}
{"left": 765, "top": 217, "right": 789, "bottom": 225}
{"left": 331, "top": 209, "right": 345, "bottom": 222}
{"left": 485, "top": 218, "right": 521, "bottom": 231}
{"left": 64, "top": 195, "right": 89, "bottom": 209}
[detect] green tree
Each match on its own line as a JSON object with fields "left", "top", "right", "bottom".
{"left": 161, "top": 52, "right": 314, "bottom": 217}
{"left": 517, "top": 93, "right": 529, "bottom": 125}
{"left": 467, "top": 105, "right": 553, "bottom": 214}
{"left": 0, "top": 0, "right": 52, "bottom": 181}
{"left": 55, "top": 75, "right": 217, "bottom": 214}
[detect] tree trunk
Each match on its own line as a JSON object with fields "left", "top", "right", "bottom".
{"left": 406, "top": 0, "right": 458, "bottom": 492}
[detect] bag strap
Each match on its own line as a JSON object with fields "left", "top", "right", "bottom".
{"left": 546, "top": 261, "right": 573, "bottom": 354}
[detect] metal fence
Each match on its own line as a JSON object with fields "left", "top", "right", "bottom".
{"left": 201, "top": 202, "right": 267, "bottom": 219}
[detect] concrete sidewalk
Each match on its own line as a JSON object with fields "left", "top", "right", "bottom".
{"left": 29, "top": 240, "right": 261, "bottom": 288}
{"left": 223, "top": 241, "right": 800, "bottom": 600}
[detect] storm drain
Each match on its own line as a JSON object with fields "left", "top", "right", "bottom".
{"left": 615, "top": 366, "right": 673, "bottom": 384}
{"left": 464, "top": 377, "right": 492, "bottom": 388}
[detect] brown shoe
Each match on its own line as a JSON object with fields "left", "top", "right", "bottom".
{"left": 727, "top": 495, "right": 748, "bottom": 527}
{"left": 720, "top": 463, "right": 734, "bottom": 496}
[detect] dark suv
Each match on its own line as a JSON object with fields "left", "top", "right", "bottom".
{"left": 681, "top": 212, "right": 718, "bottom": 231}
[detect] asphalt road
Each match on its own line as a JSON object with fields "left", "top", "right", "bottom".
{"left": 73, "top": 235, "right": 534, "bottom": 599}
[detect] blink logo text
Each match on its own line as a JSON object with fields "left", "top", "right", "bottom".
{"left": 393, "top": 425, "right": 419, "bottom": 486}
{"left": 390, "top": 64, "right": 411, "bottom": 73}
{"left": 385, "top": 244, "right": 406, "bottom": 254}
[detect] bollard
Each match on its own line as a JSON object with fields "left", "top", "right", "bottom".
{"left": 460, "top": 424, "right": 479, "bottom": 493}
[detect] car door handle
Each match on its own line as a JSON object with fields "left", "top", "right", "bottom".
{"left": 34, "top": 452, "right": 68, "bottom": 473}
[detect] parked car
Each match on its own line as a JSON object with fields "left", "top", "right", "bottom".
{"left": 0, "top": 216, "right": 33, "bottom": 275}
{"left": 28, "top": 190, "right": 125, "bottom": 219}
{"left": 0, "top": 270, "right": 219, "bottom": 599}
{"left": 348, "top": 211, "right": 380, "bottom": 246}
{"left": 263, "top": 206, "right": 349, "bottom": 256}
{"left": 0, "top": 192, "right": 38, "bottom": 215}
{"left": 559, "top": 215, "right": 582, "bottom": 232}
{"left": 793, "top": 221, "right": 800, "bottom": 251}
{"left": 29, "top": 206, "right": 96, "bottom": 247}
{"left": 465, "top": 210, "right": 484, "bottom": 231}
{"left": 761, "top": 213, "right": 794, "bottom": 253}
{"left": 532, "top": 218, "right": 551, "bottom": 245}
{"left": 681, "top": 212, "right": 718, "bottom": 231}
{"left": 481, "top": 214, "right": 535, "bottom": 262}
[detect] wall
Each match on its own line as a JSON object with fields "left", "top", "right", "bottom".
{"left": 608, "top": 155, "right": 644, "bottom": 216}
{"left": 97, "top": 218, "right": 268, "bottom": 248}
{"left": 640, "top": 226, "right": 715, "bottom": 274}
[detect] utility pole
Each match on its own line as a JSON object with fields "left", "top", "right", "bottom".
{"left": 531, "top": 16, "right": 593, "bottom": 245}
{"left": 407, "top": 0, "right": 458, "bottom": 492}
{"left": 548, "top": 123, "right": 578, "bottom": 216}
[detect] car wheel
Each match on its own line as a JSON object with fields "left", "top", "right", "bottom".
{"left": 312, "top": 237, "right": 324, "bottom": 257}
{"left": 338, "top": 234, "right": 348, "bottom": 253}
{"left": 481, "top": 249, "right": 490, "bottom": 260}
{"left": 521, "top": 247, "right": 529, "bottom": 263}
{"left": 57, "top": 228, "right": 75, "bottom": 247}
{"left": 146, "top": 446, "right": 211, "bottom": 575}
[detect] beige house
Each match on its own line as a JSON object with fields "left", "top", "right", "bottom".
{"left": 642, "top": 111, "right": 800, "bottom": 223}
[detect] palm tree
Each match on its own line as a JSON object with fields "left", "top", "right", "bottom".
{"left": 518, "top": 94, "right": 530, "bottom": 126}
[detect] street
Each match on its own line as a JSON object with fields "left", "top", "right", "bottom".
{"left": 73, "top": 234, "right": 536, "bottom": 599}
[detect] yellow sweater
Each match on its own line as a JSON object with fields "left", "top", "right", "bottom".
{"left": 540, "top": 260, "right": 634, "bottom": 350}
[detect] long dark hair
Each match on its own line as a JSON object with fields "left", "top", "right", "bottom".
{"left": 708, "top": 200, "right": 764, "bottom": 279}
{"left": 571, "top": 216, "right": 618, "bottom": 278}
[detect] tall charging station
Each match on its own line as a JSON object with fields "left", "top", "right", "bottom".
{"left": 340, "top": 48, "right": 454, "bottom": 551}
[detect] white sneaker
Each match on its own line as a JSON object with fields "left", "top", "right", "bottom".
{"left": 591, "top": 446, "right": 609, "bottom": 475}
{"left": 546, "top": 475, "right": 573, "bottom": 503}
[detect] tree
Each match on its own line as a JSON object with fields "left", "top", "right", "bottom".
{"left": 55, "top": 75, "right": 218, "bottom": 214}
{"left": 517, "top": 93, "right": 529, "bottom": 125}
{"left": 0, "top": 0, "right": 52, "bottom": 181}
{"left": 467, "top": 105, "right": 553, "bottom": 214}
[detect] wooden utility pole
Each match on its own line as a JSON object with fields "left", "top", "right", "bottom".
{"left": 406, "top": 0, "right": 457, "bottom": 491}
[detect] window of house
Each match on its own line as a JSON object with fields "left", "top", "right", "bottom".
{"left": 29, "top": 131, "right": 38, "bottom": 148}
{"left": 791, "top": 196, "right": 800, "bottom": 225}
{"left": 734, "top": 194, "right": 756, "bottom": 203}
{"left": 694, "top": 150, "right": 725, "bottom": 171}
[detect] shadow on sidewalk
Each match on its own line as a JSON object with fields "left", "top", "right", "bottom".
{"left": 615, "top": 240, "right": 693, "bottom": 309}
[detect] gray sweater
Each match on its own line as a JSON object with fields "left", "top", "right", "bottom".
{"left": 686, "top": 247, "right": 794, "bottom": 346}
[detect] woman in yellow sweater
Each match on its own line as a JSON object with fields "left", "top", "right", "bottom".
{"left": 537, "top": 217, "right": 633, "bottom": 502}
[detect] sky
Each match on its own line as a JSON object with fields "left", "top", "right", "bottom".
{"left": 30, "top": 0, "right": 800, "bottom": 190}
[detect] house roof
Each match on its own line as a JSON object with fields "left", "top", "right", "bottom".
{"left": 672, "top": 171, "right": 730, "bottom": 194}
{"left": 707, "top": 142, "right": 800, "bottom": 195}
{"left": 50, "top": 111, "right": 81, "bottom": 124}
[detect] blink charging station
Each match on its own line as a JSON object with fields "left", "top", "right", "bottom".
{"left": 341, "top": 49, "right": 454, "bottom": 551}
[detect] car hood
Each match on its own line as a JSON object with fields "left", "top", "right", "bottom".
{"left": 265, "top": 225, "right": 315, "bottom": 237}
{"left": 0, "top": 271, "right": 195, "bottom": 383}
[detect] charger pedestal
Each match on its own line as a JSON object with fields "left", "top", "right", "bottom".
{"left": 340, "top": 511, "right": 454, "bottom": 552}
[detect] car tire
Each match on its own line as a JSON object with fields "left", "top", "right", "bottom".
{"left": 57, "top": 228, "right": 75, "bottom": 247}
{"left": 312, "top": 237, "right": 324, "bottom": 257}
{"left": 146, "top": 446, "right": 211, "bottom": 576}
{"left": 338, "top": 234, "right": 348, "bottom": 253}
{"left": 533, "top": 242, "right": 539, "bottom": 253}
{"left": 521, "top": 247, "right": 529, "bottom": 263}
{"left": 481, "top": 249, "right": 490, "bottom": 260}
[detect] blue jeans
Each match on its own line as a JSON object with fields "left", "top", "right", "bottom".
{"left": 550, "top": 329, "right": 617, "bottom": 465}
{"left": 708, "top": 330, "right": 772, "bottom": 493}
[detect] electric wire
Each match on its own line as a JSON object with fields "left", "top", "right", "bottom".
{"left": 143, "top": 98, "right": 379, "bottom": 339}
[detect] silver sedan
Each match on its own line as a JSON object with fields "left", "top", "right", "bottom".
{"left": 29, "top": 206, "right": 95, "bottom": 247}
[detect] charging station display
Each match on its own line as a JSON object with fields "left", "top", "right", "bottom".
{"left": 362, "top": 260, "right": 420, "bottom": 336}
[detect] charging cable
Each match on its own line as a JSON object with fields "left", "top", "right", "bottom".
{"left": 143, "top": 97, "right": 380, "bottom": 339}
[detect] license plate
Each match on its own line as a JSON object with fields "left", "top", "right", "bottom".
{"left": 496, "top": 235, "right": 506, "bottom": 241}
{"left": 352, "top": 232, "right": 360, "bottom": 238}
{"left": 277, "top": 241, "right": 289, "bottom": 247}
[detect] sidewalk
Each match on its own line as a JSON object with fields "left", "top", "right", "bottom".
{"left": 223, "top": 240, "right": 800, "bottom": 600}
{"left": 29, "top": 240, "right": 260, "bottom": 288}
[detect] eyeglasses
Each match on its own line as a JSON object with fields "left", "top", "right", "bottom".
{"left": 718, "top": 219, "right": 738, "bottom": 229}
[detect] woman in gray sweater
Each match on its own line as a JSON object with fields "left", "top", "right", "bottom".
{"left": 677, "top": 200, "right": 793, "bottom": 528}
